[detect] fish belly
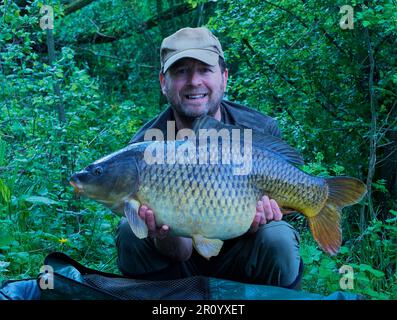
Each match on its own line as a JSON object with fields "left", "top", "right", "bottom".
{"left": 137, "top": 161, "right": 260, "bottom": 240}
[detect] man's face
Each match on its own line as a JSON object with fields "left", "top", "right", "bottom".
{"left": 159, "top": 58, "right": 228, "bottom": 119}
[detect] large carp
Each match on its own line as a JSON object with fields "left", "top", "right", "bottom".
{"left": 70, "top": 117, "right": 366, "bottom": 259}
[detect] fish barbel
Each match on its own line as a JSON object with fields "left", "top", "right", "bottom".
{"left": 70, "top": 116, "right": 366, "bottom": 259}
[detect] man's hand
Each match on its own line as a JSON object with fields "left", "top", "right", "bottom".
{"left": 249, "top": 195, "right": 283, "bottom": 233}
{"left": 138, "top": 205, "right": 193, "bottom": 261}
{"left": 138, "top": 205, "right": 170, "bottom": 239}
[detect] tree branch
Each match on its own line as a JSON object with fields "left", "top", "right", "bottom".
{"left": 63, "top": 0, "right": 97, "bottom": 16}
{"left": 242, "top": 38, "right": 345, "bottom": 121}
{"left": 360, "top": 28, "right": 378, "bottom": 228}
{"left": 264, "top": 0, "right": 353, "bottom": 60}
{"left": 72, "top": 1, "right": 215, "bottom": 45}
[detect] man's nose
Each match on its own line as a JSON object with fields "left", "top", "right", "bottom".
{"left": 188, "top": 71, "right": 203, "bottom": 86}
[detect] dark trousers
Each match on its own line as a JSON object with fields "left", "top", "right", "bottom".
{"left": 116, "top": 218, "right": 303, "bottom": 289}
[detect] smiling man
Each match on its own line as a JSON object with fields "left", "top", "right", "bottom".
{"left": 116, "top": 27, "right": 303, "bottom": 289}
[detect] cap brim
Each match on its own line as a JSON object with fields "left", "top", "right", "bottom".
{"left": 163, "top": 49, "right": 219, "bottom": 73}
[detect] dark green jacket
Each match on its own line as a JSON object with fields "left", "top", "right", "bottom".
{"left": 129, "top": 100, "right": 281, "bottom": 144}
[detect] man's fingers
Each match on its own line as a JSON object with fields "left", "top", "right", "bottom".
{"left": 250, "top": 202, "right": 263, "bottom": 232}
{"left": 270, "top": 199, "right": 283, "bottom": 221}
{"left": 261, "top": 195, "right": 273, "bottom": 221}
{"left": 145, "top": 209, "right": 156, "bottom": 232}
{"left": 256, "top": 200, "right": 264, "bottom": 214}
{"left": 138, "top": 205, "right": 148, "bottom": 220}
{"left": 256, "top": 200, "right": 266, "bottom": 225}
{"left": 157, "top": 225, "right": 170, "bottom": 239}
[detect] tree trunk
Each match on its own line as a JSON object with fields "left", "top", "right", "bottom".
{"left": 375, "top": 129, "right": 397, "bottom": 220}
{"left": 45, "top": 27, "right": 68, "bottom": 186}
{"left": 46, "top": 29, "right": 66, "bottom": 123}
{"left": 360, "top": 28, "right": 378, "bottom": 230}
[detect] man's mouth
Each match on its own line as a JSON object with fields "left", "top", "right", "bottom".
{"left": 184, "top": 93, "right": 208, "bottom": 100}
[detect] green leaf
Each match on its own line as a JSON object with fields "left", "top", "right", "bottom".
{"left": 0, "top": 261, "right": 10, "bottom": 272}
{"left": 23, "top": 195, "right": 60, "bottom": 206}
{"left": 339, "top": 246, "right": 350, "bottom": 255}
{"left": 0, "top": 229, "right": 14, "bottom": 247}
{"left": 359, "top": 264, "right": 385, "bottom": 278}
{"left": 362, "top": 20, "right": 371, "bottom": 27}
{"left": 0, "top": 138, "right": 6, "bottom": 166}
{"left": 0, "top": 179, "right": 11, "bottom": 203}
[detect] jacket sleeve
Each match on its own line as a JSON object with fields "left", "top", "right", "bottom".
{"left": 221, "top": 100, "right": 282, "bottom": 138}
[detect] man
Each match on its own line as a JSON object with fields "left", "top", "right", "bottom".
{"left": 116, "top": 27, "right": 303, "bottom": 289}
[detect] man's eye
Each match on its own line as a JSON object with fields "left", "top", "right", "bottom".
{"left": 176, "top": 68, "right": 188, "bottom": 74}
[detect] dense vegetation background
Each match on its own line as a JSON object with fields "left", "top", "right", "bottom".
{"left": 0, "top": 0, "right": 396, "bottom": 299}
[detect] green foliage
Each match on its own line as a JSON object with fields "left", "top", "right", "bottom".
{"left": 208, "top": 0, "right": 396, "bottom": 299}
{"left": 0, "top": 0, "right": 395, "bottom": 300}
{"left": 300, "top": 209, "right": 397, "bottom": 299}
{"left": 0, "top": 0, "right": 148, "bottom": 281}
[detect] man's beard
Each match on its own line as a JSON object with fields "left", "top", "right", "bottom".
{"left": 165, "top": 83, "right": 225, "bottom": 120}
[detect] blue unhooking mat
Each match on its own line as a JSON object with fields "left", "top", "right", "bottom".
{"left": 0, "top": 252, "right": 363, "bottom": 300}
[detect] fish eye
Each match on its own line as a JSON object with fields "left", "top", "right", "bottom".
{"left": 93, "top": 166, "right": 103, "bottom": 176}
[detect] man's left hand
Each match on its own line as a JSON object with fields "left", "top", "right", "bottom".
{"left": 249, "top": 195, "right": 283, "bottom": 233}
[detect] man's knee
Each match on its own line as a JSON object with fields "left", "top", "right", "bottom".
{"left": 116, "top": 217, "right": 140, "bottom": 251}
{"left": 116, "top": 218, "right": 196, "bottom": 280}
{"left": 253, "top": 221, "right": 302, "bottom": 287}
{"left": 116, "top": 218, "right": 170, "bottom": 277}
{"left": 116, "top": 218, "right": 143, "bottom": 275}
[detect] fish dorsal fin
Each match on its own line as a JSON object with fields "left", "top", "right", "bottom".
{"left": 124, "top": 199, "right": 148, "bottom": 239}
{"left": 192, "top": 234, "right": 223, "bottom": 260}
{"left": 192, "top": 116, "right": 304, "bottom": 166}
{"left": 253, "top": 134, "right": 304, "bottom": 165}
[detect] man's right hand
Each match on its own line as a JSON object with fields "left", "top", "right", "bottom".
{"left": 138, "top": 205, "right": 170, "bottom": 240}
{"left": 138, "top": 205, "right": 193, "bottom": 261}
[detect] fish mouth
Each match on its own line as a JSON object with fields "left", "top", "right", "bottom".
{"left": 69, "top": 179, "right": 84, "bottom": 194}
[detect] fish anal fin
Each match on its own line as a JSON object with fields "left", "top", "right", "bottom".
{"left": 192, "top": 235, "right": 223, "bottom": 260}
{"left": 124, "top": 199, "right": 148, "bottom": 239}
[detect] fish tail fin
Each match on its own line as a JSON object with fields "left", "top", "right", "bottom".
{"left": 308, "top": 177, "right": 367, "bottom": 255}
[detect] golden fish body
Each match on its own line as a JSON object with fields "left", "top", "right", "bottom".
{"left": 70, "top": 117, "right": 366, "bottom": 259}
{"left": 136, "top": 143, "right": 325, "bottom": 240}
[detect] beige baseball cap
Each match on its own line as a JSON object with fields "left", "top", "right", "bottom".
{"left": 160, "top": 27, "right": 224, "bottom": 73}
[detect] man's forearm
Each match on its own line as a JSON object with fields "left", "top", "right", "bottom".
{"left": 154, "top": 236, "right": 193, "bottom": 262}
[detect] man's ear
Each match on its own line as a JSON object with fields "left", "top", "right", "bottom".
{"left": 159, "top": 71, "right": 167, "bottom": 95}
{"left": 222, "top": 68, "right": 229, "bottom": 91}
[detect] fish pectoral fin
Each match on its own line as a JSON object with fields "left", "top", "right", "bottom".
{"left": 192, "top": 235, "right": 223, "bottom": 260}
{"left": 124, "top": 199, "right": 148, "bottom": 239}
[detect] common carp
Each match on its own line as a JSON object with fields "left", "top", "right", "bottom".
{"left": 70, "top": 116, "right": 366, "bottom": 259}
